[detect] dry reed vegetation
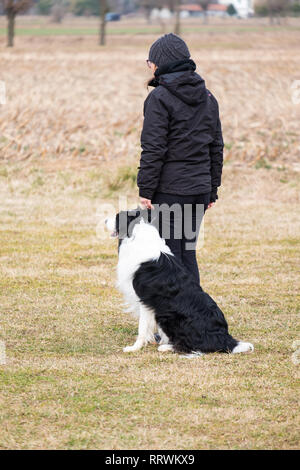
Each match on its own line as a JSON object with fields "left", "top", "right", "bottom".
{"left": 0, "top": 23, "right": 300, "bottom": 171}
{"left": 0, "top": 22, "right": 299, "bottom": 449}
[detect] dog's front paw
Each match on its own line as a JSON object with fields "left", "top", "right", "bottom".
{"left": 145, "top": 334, "right": 155, "bottom": 344}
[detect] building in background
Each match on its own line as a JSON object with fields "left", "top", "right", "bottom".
{"left": 180, "top": 1, "right": 254, "bottom": 18}
{"left": 207, "top": 3, "right": 228, "bottom": 16}
{"left": 180, "top": 3, "right": 227, "bottom": 17}
{"left": 218, "top": 0, "right": 254, "bottom": 18}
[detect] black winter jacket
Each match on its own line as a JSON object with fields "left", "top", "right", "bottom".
{"left": 137, "top": 68, "right": 224, "bottom": 202}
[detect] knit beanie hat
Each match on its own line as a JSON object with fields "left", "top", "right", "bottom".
{"left": 148, "top": 33, "right": 190, "bottom": 68}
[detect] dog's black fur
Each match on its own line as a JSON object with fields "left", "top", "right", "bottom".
{"left": 133, "top": 253, "right": 238, "bottom": 354}
{"left": 117, "top": 209, "right": 238, "bottom": 354}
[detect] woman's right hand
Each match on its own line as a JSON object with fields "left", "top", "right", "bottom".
{"left": 140, "top": 198, "right": 154, "bottom": 210}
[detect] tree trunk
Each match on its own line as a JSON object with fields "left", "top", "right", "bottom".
{"left": 7, "top": 10, "right": 15, "bottom": 48}
{"left": 159, "top": 19, "right": 166, "bottom": 34}
{"left": 145, "top": 6, "right": 151, "bottom": 24}
{"left": 99, "top": 0, "right": 107, "bottom": 46}
{"left": 174, "top": 2, "right": 180, "bottom": 36}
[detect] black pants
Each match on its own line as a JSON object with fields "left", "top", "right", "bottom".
{"left": 152, "top": 192, "right": 210, "bottom": 284}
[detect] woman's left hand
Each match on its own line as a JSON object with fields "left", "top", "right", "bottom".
{"left": 140, "top": 198, "right": 154, "bottom": 210}
{"left": 207, "top": 202, "right": 215, "bottom": 209}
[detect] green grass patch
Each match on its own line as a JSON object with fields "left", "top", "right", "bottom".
{"left": 1, "top": 23, "right": 299, "bottom": 38}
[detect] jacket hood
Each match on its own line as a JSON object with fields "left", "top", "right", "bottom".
{"left": 159, "top": 71, "right": 207, "bottom": 106}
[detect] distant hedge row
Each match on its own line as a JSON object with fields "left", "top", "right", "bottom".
{"left": 255, "top": 2, "right": 300, "bottom": 17}
{"left": 37, "top": 0, "right": 101, "bottom": 16}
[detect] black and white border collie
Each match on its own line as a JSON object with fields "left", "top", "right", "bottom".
{"left": 105, "top": 208, "right": 254, "bottom": 356}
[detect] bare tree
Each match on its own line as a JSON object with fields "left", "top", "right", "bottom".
{"left": 99, "top": 0, "right": 107, "bottom": 46}
{"left": 174, "top": 0, "right": 181, "bottom": 35}
{"left": 198, "top": 0, "right": 210, "bottom": 24}
{"left": 256, "top": 0, "right": 290, "bottom": 24}
{"left": 140, "top": 0, "right": 156, "bottom": 23}
{"left": 51, "top": 1, "right": 65, "bottom": 24}
{"left": 1, "top": 0, "right": 32, "bottom": 47}
{"left": 140, "top": 0, "right": 173, "bottom": 29}
{"left": 267, "top": 0, "right": 289, "bottom": 24}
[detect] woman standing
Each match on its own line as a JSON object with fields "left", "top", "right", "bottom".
{"left": 137, "top": 34, "right": 224, "bottom": 284}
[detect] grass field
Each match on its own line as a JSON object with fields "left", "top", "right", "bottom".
{"left": 1, "top": 15, "right": 300, "bottom": 38}
{"left": 0, "top": 18, "right": 300, "bottom": 449}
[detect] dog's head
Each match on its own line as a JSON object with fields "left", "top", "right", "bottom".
{"left": 105, "top": 207, "right": 154, "bottom": 248}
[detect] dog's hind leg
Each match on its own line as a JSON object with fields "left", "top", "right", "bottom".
{"left": 123, "top": 305, "right": 155, "bottom": 353}
{"left": 232, "top": 341, "right": 254, "bottom": 353}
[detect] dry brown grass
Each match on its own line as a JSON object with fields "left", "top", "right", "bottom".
{"left": 0, "top": 22, "right": 300, "bottom": 449}
{"left": 0, "top": 162, "right": 299, "bottom": 449}
{"left": 0, "top": 19, "right": 300, "bottom": 169}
